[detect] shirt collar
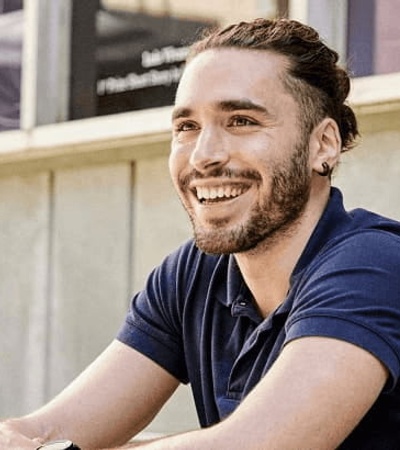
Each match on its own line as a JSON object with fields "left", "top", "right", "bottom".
{"left": 291, "top": 187, "right": 352, "bottom": 279}
{"left": 214, "top": 187, "right": 350, "bottom": 308}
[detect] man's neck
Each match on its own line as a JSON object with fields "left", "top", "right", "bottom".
{"left": 234, "top": 189, "right": 330, "bottom": 318}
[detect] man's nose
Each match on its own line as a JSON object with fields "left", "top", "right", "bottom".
{"left": 189, "top": 127, "right": 230, "bottom": 173}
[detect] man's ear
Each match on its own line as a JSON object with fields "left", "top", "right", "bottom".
{"left": 309, "top": 118, "right": 341, "bottom": 174}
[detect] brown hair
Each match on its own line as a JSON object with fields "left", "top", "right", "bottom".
{"left": 188, "top": 18, "right": 359, "bottom": 152}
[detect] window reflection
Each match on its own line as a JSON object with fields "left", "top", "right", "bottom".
{"left": 7, "top": 0, "right": 400, "bottom": 132}
{"left": 0, "top": 0, "right": 23, "bottom": 132}
{"left": 94, "top": 1, "right": 214, "bottom": 117}
{"left": 347, "top": 0, "right": 400, "bottom": 77}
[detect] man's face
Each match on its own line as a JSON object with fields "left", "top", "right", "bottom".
{"left": 169, "top": 48, "right": 312, "bottom": 254}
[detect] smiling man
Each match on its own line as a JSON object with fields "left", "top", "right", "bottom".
{"left": 170, "top": 48, "right": 315, "bottom": 257}
{"left": 2, "top": 18, "right": 400, "bottom": 450}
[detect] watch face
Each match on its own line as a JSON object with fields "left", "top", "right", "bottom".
{"left": 39, "top": 440, "right": 76, "bottom": 449}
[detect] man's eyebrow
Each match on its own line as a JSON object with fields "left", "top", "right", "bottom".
{"left": 171, "top": 99, "right": 273, "bottom": 121}
{"left": 219, "top": 99, "right": 273, "bottom": 117}
{"left": 171, "top": 107, "right": 193, "bottom": 121}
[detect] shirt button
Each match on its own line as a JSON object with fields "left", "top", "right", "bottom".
{"left": 239, "top": 301, "right": 247, "bottom": 307}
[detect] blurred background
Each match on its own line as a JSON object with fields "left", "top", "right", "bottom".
{"left": 0, "top": 0, "right": 399, "bottom": 438}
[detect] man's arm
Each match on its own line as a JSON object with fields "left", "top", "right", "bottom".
{"left": 1, "top": 335, "right": 388, "bottom": 450}
{"left": 128, "top": 336, "right": 387, "bottom": 450}
{"left": 0, "top": 340, "right": 179, "bottom": 449}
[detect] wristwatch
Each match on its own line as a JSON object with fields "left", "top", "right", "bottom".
{"left": 36, "top": 440, "right": 81, "bottom": 450}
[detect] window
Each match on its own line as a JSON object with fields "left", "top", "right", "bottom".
{"left": 0, "top": 0, "right": 23, "bottom": 131}
{"left": 0, "top": 0, "right": 283, "bottom": 131}
{"left": 347, "top": 0, "right": 400, "bottom": 76}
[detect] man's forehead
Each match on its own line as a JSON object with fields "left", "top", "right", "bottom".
{"left": 183, "top": 47, "right": 290, "bottom": 75}
{"left": 176, "top": 47, "right": 290, "bottom": 97}
{"left": 172, "top": 50, "right": 292, "bottom": 121}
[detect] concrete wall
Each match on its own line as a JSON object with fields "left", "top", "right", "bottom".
{"left": 335, "top": 73, "right": 400, "bottom": 220}
{"left": 0, "top": 173, "right": 49, "bottom": 413}
{"left": 0, "top": 73, "right": 399, "bottom": 436}
{"left": 0, "top": 107, "right": 197, "bottom": 433}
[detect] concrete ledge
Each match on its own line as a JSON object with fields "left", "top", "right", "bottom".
{"left": 0, "top": 72, "right": 399, "bottom": 175}
{"left": 350, "top": 72, "right": 400, "bottom": 114}
{"left": 0, "top": 106, "right": 172, "bottom": 175}
{"left": 349, "top": 72, "right": 400, "bottom": 134}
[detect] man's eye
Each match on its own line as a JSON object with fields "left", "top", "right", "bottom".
{"left": 175, "top": 121, "right": 198, "bottom": 132}
{"left": 230, "top": 116, "right": 256, "bottom": 127}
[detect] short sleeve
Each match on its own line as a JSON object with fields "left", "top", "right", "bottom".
{"left": 285, "top": 230, "right": 400, "bottom": 391}
{"left": 116, "top": 244, "right": 196, "bottom": 383}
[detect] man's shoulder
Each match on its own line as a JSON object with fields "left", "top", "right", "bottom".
{"left": 332, "top": 207, "right": 400, "bottom": 258}
{"left": 295, "top": 205, "right": 400, "bottom": 288}
{"left": 348, "top": 207, "right": 400, "bottom": 237}
{"left": 302, "top": 223, "right": 400, "bottom": 291}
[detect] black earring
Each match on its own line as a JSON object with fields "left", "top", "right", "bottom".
{"left": 317, "top": 162, "right": 330, "bottom": 177}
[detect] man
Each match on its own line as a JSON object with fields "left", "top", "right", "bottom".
{"left": 2, "top": 17, "right": 400, "bottom": 449}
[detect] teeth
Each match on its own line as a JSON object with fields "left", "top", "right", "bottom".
{"left": 195, "top": 186, "right": 244, "bottom": 201}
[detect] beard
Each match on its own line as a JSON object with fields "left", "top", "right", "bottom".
{"left": 184, "top": 139, "right": 312, "bottom": 255}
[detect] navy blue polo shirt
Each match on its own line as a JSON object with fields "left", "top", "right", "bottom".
{"left": 117, "top": 188, "right": 400, "bottom": 448}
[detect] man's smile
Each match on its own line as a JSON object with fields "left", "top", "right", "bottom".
{"left": 193, "top": 184, "right": 250, "bottom": 204}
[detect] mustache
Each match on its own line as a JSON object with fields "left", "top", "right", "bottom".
{"left": 179, "top": 168, "right": 262, "bottom": 188}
